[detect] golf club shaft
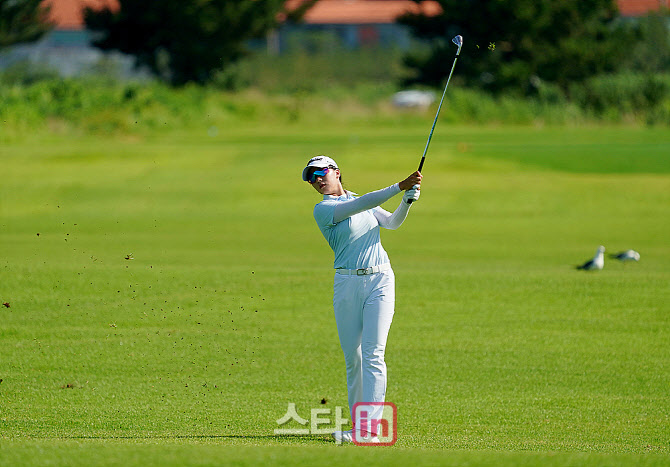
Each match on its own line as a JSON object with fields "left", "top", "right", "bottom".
{"left": 408, "top": 36, "right": 462, "bottom": 204}
{"left": 417, "top": 54, "right": 460, "bottom": 172}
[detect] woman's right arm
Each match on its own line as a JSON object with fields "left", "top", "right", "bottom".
{"left": 332, "top": 171, "right": 423, "bottom": 223}
{"left": 333, "top": 184, "right": 401, "bottom": 223}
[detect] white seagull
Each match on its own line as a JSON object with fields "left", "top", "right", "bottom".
{"left": 576, "top": 246, "right": 605, "bottom": 271}
{"left": 609, "top": 249, "right": 640, "bottom": 262}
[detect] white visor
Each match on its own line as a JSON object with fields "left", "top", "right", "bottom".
{"left": 302, "top": 155, "right": 338, "bottom": 181}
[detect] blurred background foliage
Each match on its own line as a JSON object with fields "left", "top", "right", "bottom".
{"left": 0, "top": 0, "right": 53, "bottom": 47}
{"left": 0, "top": 0, "right": 669, "bottom": 131}
{"left": 399, "top": 0, "right": 636, "bottom": 93}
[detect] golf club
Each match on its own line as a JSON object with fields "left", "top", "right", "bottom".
{"left": 408, "top": 34, "right": 463, "bottom": 203}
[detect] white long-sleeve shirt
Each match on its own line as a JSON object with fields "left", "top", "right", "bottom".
{"left": 313, "top": 183, "right": 412, "bottom": 270}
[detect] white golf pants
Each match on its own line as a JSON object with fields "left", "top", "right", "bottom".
{"left": 333, "top": 269, "right": 395, "bottom": 427}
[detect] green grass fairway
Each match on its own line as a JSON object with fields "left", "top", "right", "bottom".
{"left": 1, "top": 124, "right": 669, "bottom": 465}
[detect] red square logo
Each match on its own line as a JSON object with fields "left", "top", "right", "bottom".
{"left": 352, "top": 402, "right": 397, "bottom": 446}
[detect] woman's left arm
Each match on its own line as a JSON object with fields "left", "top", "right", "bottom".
{"left": 373, "top": 186, "right": 420, "bottom": 229}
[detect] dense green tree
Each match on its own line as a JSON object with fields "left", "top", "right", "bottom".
{"left": 628, "top": 9, "right": 670, "bottom": 73}
{"left": 398, "top": 0, "right": 636, "bottom": 94}
{"left": 0, "top": 0, "right": 53, "bottom": 48}
{"left": 84, "top": 0, "right": 317, "bottom": 85}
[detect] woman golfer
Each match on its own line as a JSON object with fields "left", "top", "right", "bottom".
{"left": 302, "top": 155, "right": 422, "bottom": 443}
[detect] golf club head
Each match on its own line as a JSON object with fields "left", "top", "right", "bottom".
{"left": 452, "top": 35, "right": 463, "bottom": 54}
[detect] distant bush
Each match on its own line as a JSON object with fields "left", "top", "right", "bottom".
{"left": 211, "top": 47, "right": 410, "bottom": 94}
{"left": 0, "top": 61, "right": 60, "bottom": 85}
{"left": 1, "top": 68, "right": 669, "bottom": 140}
{"left": 570, "top": 73, "right": 670, "bottom": 124}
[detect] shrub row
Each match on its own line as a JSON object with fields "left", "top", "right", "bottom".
{"left": 1, "top": 70, "right": 669, "bottom": 138}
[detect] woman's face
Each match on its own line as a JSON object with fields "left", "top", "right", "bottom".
{"left": 307, "top": 166, "right": 343, "bottom": 196}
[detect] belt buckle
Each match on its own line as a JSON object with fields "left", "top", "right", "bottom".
{"left": 356, "top": 267, "right": 371, "bottom": 275}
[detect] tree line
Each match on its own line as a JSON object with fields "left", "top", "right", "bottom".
{"left": 1, "top": 0, "right": 669, "bottom": 94}
{"left": 398, "top": 0, "right": 670, "bottom": 95}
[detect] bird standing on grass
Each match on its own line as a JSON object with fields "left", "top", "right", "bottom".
{"left": 576, "top": 246, "right": 605, "bottom": 271}
{"left": 609, "top": 249, "right": 640, "bottom": 262}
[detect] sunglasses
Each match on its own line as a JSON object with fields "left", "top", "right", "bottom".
{"left": 307, "top": 167, "right": 330, "bottom": 184}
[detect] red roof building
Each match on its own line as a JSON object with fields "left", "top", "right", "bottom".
{"left": 44, "top": 0, "right": 117, "bottom": 30}
{"left": 44, "top": 0, "right": 668, "bottom": 31}
{"left": 283, "top": 0, "right": 442, "bottom": 24}
{"left": 618, "top": 0, "right": 668, "bottom": 16}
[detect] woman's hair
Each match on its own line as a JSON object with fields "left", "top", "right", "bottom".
{"left": 330, "top": 165, "right": 343, "bottom": 188}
